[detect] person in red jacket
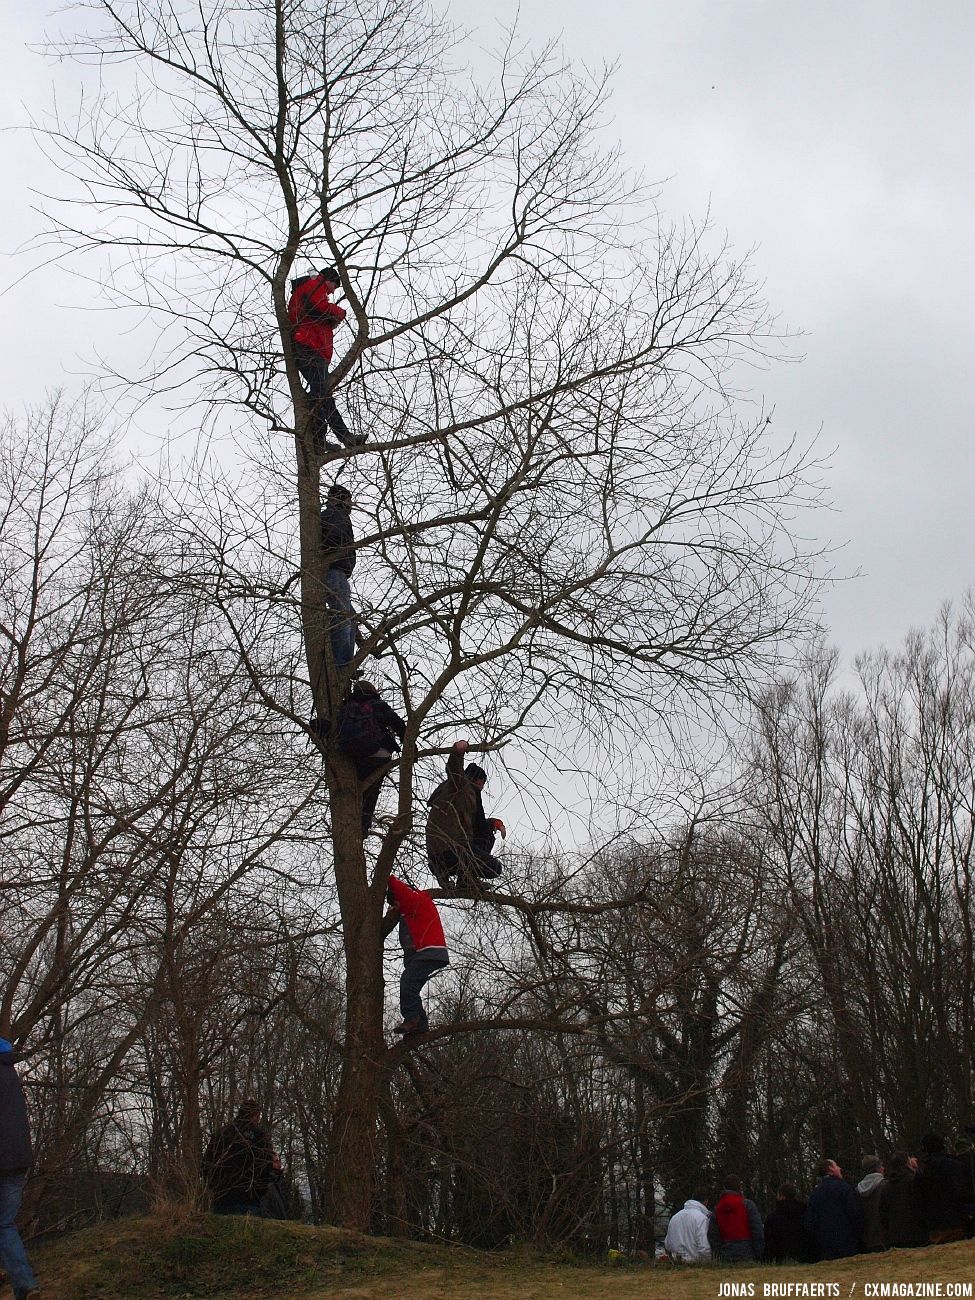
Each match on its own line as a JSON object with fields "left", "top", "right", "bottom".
{"left": 287, "top": 267, "right": 365, "bottom": 451}
{"left": 386, "top": 876, "right": 449, "bottom": 1038}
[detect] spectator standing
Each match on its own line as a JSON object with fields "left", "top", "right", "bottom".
{"left": 879, "top": 1150, "right": 927, "bottom": 1249}
{"left": 857, "top": 1154, "right": 886, "bottom": 1252}
{"left": 202, "top": 1100, "right": 274, "bottom": 1216}
{"left": 0, "top": 1039, "right": 40, "bottom": 1300}
{"left": 914, "top": 1132, "right": 967, "bottom": 1245}
{"left": 805, "top": 1158, "right": 864, "bottom": 1260}
{"left": 663, "top": 1186, "right": 712, "bottom": 1262}
{"left": 764, "top": 1182, "right": 813, "bottom": 1263}
{"left": 707, "top": 1176, "right": 764, "bottom": 1262}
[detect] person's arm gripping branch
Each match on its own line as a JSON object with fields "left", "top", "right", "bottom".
{"left": 444, "top": 738, "right": 469, "bottom": 791}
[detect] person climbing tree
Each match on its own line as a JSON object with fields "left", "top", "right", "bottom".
{"left": 386, "top": 875, "right": 449, "bottom": 1039}
{"left": 320, "top": 482, "right": 357, "bottom": 668}
{"left": 426, "top": 740, "right": 505, "bottom": 888}
{"left": 287, "top": 266, "right": 365, "bottom": 451}
{"left": 336, "top": 679, "right": 407, "bottom": 833}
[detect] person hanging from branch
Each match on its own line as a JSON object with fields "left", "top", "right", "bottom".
{"left": 385, "top": 875, "right": 449, "bottom": 1040}
{"left": 426, "top": 740, "right": 505, "bottom": 889}
{"left": 287, "top": 266, "right": 366, "bottom": 452}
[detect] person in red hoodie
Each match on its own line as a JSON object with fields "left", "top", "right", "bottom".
{"left": 287, "top": 267, "right": 364, "bottom": 451}
{"left": 707, "top": 1175, "right": 765, "bottom": 1262}
{"left": 386, "top": 875, "right": 449, "bottom": 1039}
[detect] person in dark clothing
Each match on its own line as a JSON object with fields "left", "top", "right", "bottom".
{"left": 879, "top": 1150, "right": 927, "bottom": 1249}
{"left": 426, "top": 743, "right": 506, "bottom": 888}
{"left": 914, "top": 1132, "right": 967, "bottom": 1244}
{"left": 341, "top": 679, "right": 407, "bottom": 833}
{"left": 468, "top": 766, "right": 505, "bottom": 879}
{"left": 287, "top": 267, "right": 364, "bottom": 451}
{"left": 320, "top": 482, "right": 357, "bottom": 667}
{"left": 805, "top": 1158, "right": 864, "bottom": 1260}
{"left": 956, "top": 1127, "right": 975, "bottom": 1238}
{"left": 386, "top": 875, "right": 449, "bottom": 1038}
{"left": 0, "top": 1039, "right": 40, "bottom": 1300}
{"left": 764, "top": 1182, "right": 813, "bottom": 1262}
{"left": 707, "top": 1175, "right": 764, "bottom": 1262}
{"left": 857, "top": 1154, "right": 886, "bottom": 1252}
{"left": 202, "top": 1100, "right": 274, "bottom": 1216}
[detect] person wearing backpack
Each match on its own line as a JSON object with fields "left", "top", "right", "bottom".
{"left": 386, "top": 875, "right": 449, "bottom": 1039}
{"left": 336, "top": 680, "right": 407, "bottom": 833}
{"left": 321, "top": 482, "right": 357, "bottom": 668}
{"left": 287, "top": 267, "right": 365, "bottom": 452}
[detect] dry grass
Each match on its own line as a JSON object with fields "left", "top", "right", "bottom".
{"left": 28, "top": 1212, "right": 975, "bottom": 1299}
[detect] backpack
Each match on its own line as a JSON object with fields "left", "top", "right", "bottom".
{"left": 336, "top": 696, "right": 388, "bottom": 760}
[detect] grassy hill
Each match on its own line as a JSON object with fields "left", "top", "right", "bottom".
{"left": 27, "top": 1211, "right": 975, "bottom": 1299}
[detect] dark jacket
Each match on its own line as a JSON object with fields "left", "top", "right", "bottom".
{"left": 879, "top": 1168, "right": 926, "bottom": 1248}
{"left": 914, "top": 1152, "right": 966, "bottom": 1234}
{"left": 426, "top": 748, "right": 478, "bottom": 860}
{"left": 857, "top": 1171, "right": 886, "bottom": 1252}
{"left": 320, "top": 501, "right": 354, "bottom": 575}
{"left": 707, "top": 1191, "right": 764, "bottom": 1261}
{"left": 764, "top": 1197, "right": 813, "bottom": 1262}
{"left": 202, "top": 1120, "right": 274, "bottom": 1211}
{"left": 0, "top": 1047, "right": 33, "bottom": 1172}
{"left": 805, "top": 1175, "right": 864, "bottom": 1260}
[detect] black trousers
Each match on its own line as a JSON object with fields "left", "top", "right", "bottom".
{"left": 295, "top": 345, "right": 353, "bottom": 447}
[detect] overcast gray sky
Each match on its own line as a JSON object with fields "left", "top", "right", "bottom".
{"left": 2, "top": 0, "right": 973, "bottom": 664}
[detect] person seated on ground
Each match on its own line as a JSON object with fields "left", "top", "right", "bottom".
{"left": 955, "top": 1124, "right": 975, "bottom": 1239}
{"left": 335, "top": 679, "right": 407, "bottom": 834}
{"left": 914, "top": 1131, "right": 968, "bottom": 1244}
{"left": 879, "top": 1149, "right": 927, "bottom": 1249}
{"left": 287, "top": 266, "right": 365, "bottom": 451}
{"left": 707, "top": 1175, "right": 764, "bottom": 1262}
{"left": 202, "top": 1099, "right": 274, "bottom": 1217}
{"left": 857, "top": 1154, "right": 886, "bottom": 1252}
{"left": 426, "top": 740, "right": 505, "bottom": 888}
{"left": 663, "top": 1185, "right": 712, "bottom": 1262}
{"left": 320, "top": 482, "right": 357, "bottom": 669}
{"left": 386, "top": 875, "right": 449, "bottom": 1039}
{"left": 764, "top": 1181, "right": 813, "bottom": 1262}
{"left": 805, "top": 1157, "right": 864, "bottom": 1260}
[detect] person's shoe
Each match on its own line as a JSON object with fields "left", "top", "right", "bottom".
{"left": 393, "top": 1018, "right": 421, "bottom": 1036}
{"left": 403, "top": 1019, "right": 429, "bottom": 1041}
{"left": 347, "top": 433, "right": 369, "bottom": 446}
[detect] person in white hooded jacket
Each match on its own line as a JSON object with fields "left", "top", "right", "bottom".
{"left": 664, "top": 1186, "right": 713, "bottom": 1262}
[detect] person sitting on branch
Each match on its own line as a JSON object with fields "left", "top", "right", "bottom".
{"left": 287, "top": 266, "right": 365, "bottom": 452}
{"left": 386, "top": 875, "right": 449, "bottom": 1039}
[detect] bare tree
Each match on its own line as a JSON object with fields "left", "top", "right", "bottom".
{"left": 35, "top": 0, "right": 824, "bottom": 1227}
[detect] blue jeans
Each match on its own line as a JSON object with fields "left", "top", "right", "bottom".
{"left": 400, "top": 951, "right": 449, "bottom": 1024}
{"left": 0, "top": 1171, "right": 38, "bottom": 1295}
{"left": 324, "top": 568, "right": 356, "bottom": 667}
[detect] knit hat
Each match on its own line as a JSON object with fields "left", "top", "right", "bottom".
{"left": 327, "top": 482, "right": 353, "bottom": 504}
{"left": 466, "top": 764, "right": 487, "bottom": 782}
{"left": 318, "top": 265, "right": 340, "bottom": 285}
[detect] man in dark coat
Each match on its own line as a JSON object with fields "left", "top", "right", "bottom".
{"left": 202, "top": 1100, "right": 274, "bottom": 1216}
{"left": 956, "top": 1126, "right": 975, "bottom": 1238}
{"left": 337, "top": 679, "right": 407, "bottom": 834}
{"left": 764, "top": 1182, "right": 813, "bottom": 1262}
{"left": 707, "top": 1175, "right": 765, "bottom": 1262}
{"left": 426, "top": 742, "right": 505, "bottom": 888}
{"left": 857, "top": 1154, "right": 886, "bottom": 1252}
{"left": 879, "top": 1150, "right": 927, "bottom": 1248}
{"left": 287, "top": 266, "right": 364, "bottom": 451}
{"left": 0, "top": 1038, "right": 40, "bottom": 1300}
{"left": 320, "top": 482, "right": 357, "bottom": 667}
{"left": 914, "top": 1132, "right": 967, "bottom": 1244}
{"left": 805, "top": 1158, "right": 864, "bottom": 1259}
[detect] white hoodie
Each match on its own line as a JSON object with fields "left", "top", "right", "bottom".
{"left": 664, "top": 1199, "right": 712, "bottom": 1262}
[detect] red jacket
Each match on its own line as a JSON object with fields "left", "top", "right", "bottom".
{"left": 387, "top": 876, "right": 446, "bottom": 952}
{"left": 287, "top": 275, "right": 346, "bottom": 361}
